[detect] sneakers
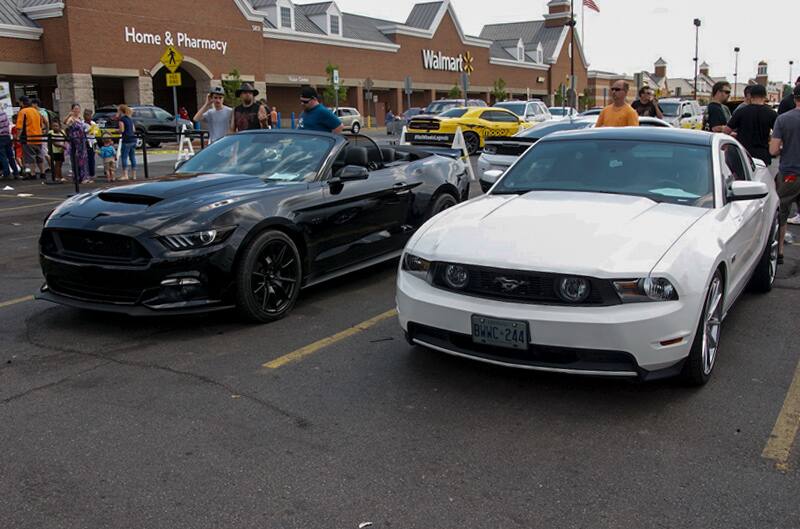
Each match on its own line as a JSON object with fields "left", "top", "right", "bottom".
{"left": 785, "top": 232, "right": 795, "bottom": 244}
{"left": 787, "top": 214, "right": 800, "bottom": 225}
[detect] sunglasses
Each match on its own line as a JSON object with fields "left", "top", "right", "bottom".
{"left": 300, "top": 98, "right": 313, "bottom": 104}
{"left": 722, "top": 90, "right": 731, "bottom": 94}
{"left": 610, "top": 87, "right": 624, "bottom": 92}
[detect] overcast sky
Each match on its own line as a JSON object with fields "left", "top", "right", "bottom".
{"left": 332, "top": 0, "right": 797, "bottom": 83}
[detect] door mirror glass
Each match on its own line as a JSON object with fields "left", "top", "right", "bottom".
{"left": 728, "top": 180, "right": 768, "bottom": 201}
{"left": 332, "top": 165, "right": 369, "bottom": 183}
{"left": 482, "top": 169, "right": 503, "bottom": 183}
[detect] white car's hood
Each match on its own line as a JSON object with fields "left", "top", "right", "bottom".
{"left": 411, "top": 191, "right": 709, "bottom": 277}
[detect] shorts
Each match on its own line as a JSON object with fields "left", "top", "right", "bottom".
{"left": 51, "top": 152, "right": 64, "bottom": 163}
{"left": 22, "top": 143, "right": 44, "bottom": 165}
{"left": 103, "top": 159, "right": 116, "bottom": 171}
{"left": 777, "top": 172, "right": 800, "bottom": 224}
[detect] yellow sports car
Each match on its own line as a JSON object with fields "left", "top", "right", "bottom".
{"left": 406, "top": 107, "right": 535, "bottom": 154}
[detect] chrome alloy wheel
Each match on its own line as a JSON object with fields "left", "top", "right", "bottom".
{"left": 768, "top": 216, "right": 779, "bottom": 284}
{"left": 701, "top": 275, "right": 724, "bottom": 375}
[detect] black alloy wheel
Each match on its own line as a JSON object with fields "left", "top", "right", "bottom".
{"left": 235, "top": 230, "right": 302, "bottom": 323}
{"left": 463, "top": 132, "right": 480, "bottom": 155}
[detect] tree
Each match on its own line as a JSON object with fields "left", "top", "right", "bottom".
{"left": 222, "top": 68, "right": 242, "bottom": 107}
{"left": 491, "top": 78, "right": 507, "bottom": 103}
{"left": 321, "top": 62, "right": 348, "bottom": 108}
{"left": 578, "top": 87, "right": 595, "bottom": 111}
{"left": 447, "top": 85, "right": 462, "bottom": 99}
{"left": 554, "top": 84, "right": 566, "bottom": 106}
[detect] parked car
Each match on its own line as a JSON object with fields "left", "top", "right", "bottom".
{"left": 406, "top": 106, "right": 534, "bottom": 155}
{"left": 424, "top": 99, "right": 487, "bottom": 115}
{"left": 334, "top": 107, "right": 362, "bottom": 134}
{"left": 658, "top": 98, "right": 704, "bottom": 129}
{"left": 93, "top": 105, "right": 193, "bottom": 148}
{"left": 397, "top": 128, "right": 778, "bottom": 385}
{"left": 493, "top": 100, "right": 552, "bottom": 124}
{"left": 549, "top": 106, "right": 578, "bottom": 119}
{"left": 388, "top": 107, "right": 424, "bottom": 135}
{"left": 579, "top": 107, "right": 604, "bottom": 116}
{"left": 37, "top": 131, "right": 470, "bottom": 322}
{"left": 478, "top": 117, "right": 595, "bottom": 192}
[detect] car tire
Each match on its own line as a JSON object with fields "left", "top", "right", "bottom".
{"left": 680, "top": 269, "right": 724, "bottom": 386}
{"left": 146, "top": 140, "right": 161, "bottom": 149}
{"left": 748, "top": 213, "right": 779, "bottom": 293}
{"left": 463, "top": 132, "right": 480, "bottom": 155}
{"left": 235, "top": 230, "right": 302, "bottom": 323}
{"left": 351, "top": 122, "right": 361, "bottom": 134}
{"left": 428, "top": 193, "right": 457, "bottom": 220}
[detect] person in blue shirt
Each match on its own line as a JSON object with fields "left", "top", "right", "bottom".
{"left": 299, "top": 87, "right": 343, "bottom": 133}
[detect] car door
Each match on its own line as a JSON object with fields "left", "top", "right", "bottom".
{"left": 482, "top": 110, "right": 524, "bottom": 139}
{"left": 718, "top": 142, "right": 763, "bottom": 298}
{"left": 148, "top": 107, "right": 178, "bottom": 135}
{"left": 310, "top": 150, "right": 411, "bottom": 274}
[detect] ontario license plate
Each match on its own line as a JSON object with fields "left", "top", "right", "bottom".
{"left": 471, "top": 315, "right": 529, "bottom": 350}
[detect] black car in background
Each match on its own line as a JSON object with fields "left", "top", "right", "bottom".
{"left": 37, "top": 131, "right": 470, "bottom": 322}
{"left": 93, "top": 105, "right": 193, "bottom": 148}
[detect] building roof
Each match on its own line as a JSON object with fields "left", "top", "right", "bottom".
{"left": 405, "top": 1, "right": 443, "bottom": 29}
{"left": 299, "top": 1, "right": 334, "bottom": 16}
{"left": 479, "top": 20, "right": 565, "bottom": 64}
{"left": 342, "top": 13, "right": 396, "bottom": 44}
{"left": 251, "top": 0, "right": 278, "bottom": 7}
{"left": 0, "top": 1, "right": 38, "bottom": 28}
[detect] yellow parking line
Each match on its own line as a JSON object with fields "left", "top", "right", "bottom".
{"left": 0, "top": 295, "right": 34, "bottom": 309}
{"left": 263, "top": 308, "right": 398, "bottom": 369}
{"left": 0, "top": 194, "right": 62, "bottom": 201}
{"left": 0, "top": 200, "right": 61, "bottom": 212}
{"left": 762, "top": 356, "right": 800, "bottom": 471}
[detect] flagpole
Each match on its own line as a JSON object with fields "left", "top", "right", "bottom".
{"left": 581, "top": 1, "right": 585, "bottom": 50}
{"left": 570, "top": 0, "right": 575, "bottom": 108}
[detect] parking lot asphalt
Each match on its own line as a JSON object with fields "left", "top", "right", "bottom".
{"left": 1, "top": 156, "right": 799, "bottom": 529}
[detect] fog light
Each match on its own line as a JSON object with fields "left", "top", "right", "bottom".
{"left": 557, "top": 277, "right": 590, "bottom": 303}
{"left": 444, "top": 264, "right": 469, "bottom": 289}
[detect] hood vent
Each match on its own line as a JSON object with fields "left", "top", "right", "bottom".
{"left": 98, "top": 192, "right": 162, "bottom": 206}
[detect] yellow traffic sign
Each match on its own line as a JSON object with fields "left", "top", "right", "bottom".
{"left": 160, "top": 45, "right": 183, "bottom": 73}
{"left": 166, "top": 72, "right": 182, "bottom": 87}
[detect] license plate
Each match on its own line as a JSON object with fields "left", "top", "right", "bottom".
{"left": 471, "top": 315, "right": 529, "bottom": 350}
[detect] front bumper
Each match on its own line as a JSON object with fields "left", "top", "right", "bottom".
{"left": 38, "top": 244, "right": 236, "bottom": 316}
{"left": 396, "top": 271, "right": 697, "bottom": 379}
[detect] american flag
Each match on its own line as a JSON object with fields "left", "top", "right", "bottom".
{"left": 583, "top": 0, "right": 600, "bottom": 12}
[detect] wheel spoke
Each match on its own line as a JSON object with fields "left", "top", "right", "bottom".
{"left": 275, "top": 275, "right": 297, "bottom": 283}
{"left": 261, "top": 288, "right": 271, "bottom": 310}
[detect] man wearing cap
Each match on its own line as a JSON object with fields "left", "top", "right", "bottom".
{"left": 230, "top": 82, "right": 268, "bottom": 133}
{"left": 299, "top": 86, "right": 343, "bottom": 134}
{"left": 194, "top": 86, "right": 232, "bottom": 143}
{"left": 771, "top": 85, "right": 800, "bottom": 263}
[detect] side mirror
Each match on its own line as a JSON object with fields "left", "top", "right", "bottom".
{"left": 482, "top": 169, "right": 504, "bottom": 183}
{"left": 728, "top": 180, "right": 768, "bottom": 202}
{"left": 331, "top": 165, "right": 369, "bottom": 184}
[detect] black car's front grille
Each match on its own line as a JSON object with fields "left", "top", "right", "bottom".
{"left": 431, "top": 263, "right": 620, "bottom": 306}
{"left": 408, "top": 118, "right": 441, "bottom": 131}
{"left": 486, "top": 139, "right": 537, "bottom": 156}
{"left": 48, "top": 276, "right": 144, "bottom": 304}
{"left": 42, "top": 229, "right": 151, "bottom": 264}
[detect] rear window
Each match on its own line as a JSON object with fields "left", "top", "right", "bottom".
{"left": 426, "top": 102, "right": 458, "bottom": 114}
{"left": 439, "top": 108, "right": 469, "bottom": 118}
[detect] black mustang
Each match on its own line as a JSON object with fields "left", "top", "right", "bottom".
{"left": 38, "top": 130, "right": 470, "bottom": 322}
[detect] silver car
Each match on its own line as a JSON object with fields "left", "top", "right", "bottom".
{"left": 494, "top": 100, "right": 552, "bottom": 124}
{"left": 334, "top": 107, "right": 362, "bottom": 134}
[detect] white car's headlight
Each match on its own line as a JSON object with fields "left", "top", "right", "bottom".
{"left": 613, "top": 277, "right": 679, "bottom": 302}
{"left": 402, "top": 253, "right": 432, "bottom": 280}
{"left": 159, "top": 227, "right": 236, "bottom": 251}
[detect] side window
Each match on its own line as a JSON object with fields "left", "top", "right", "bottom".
{"left": 153, "top": 108, "right": 171, "bottom": 120}
{"left": 483, "top": 110, "right": 519, "bottom": 123}
{"left": 135, "top": 109, "right": 155, "bottom": 119}
{"left": 720, "top": 143, "right": 749, "bottom": 187}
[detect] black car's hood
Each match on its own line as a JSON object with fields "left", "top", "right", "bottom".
{"left": 47, "top": 173, "right": 303, "bottom": 234}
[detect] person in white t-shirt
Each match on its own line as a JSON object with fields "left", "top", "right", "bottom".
{"left": 193, "top": 86, "right": 233, "bottom": 144}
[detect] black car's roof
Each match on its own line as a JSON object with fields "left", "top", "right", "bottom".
{"left": 518, "top": 119, "right": 594, "bottom": 138}
{"left": 540, "top": 127, "right": 714, "bottom": 146}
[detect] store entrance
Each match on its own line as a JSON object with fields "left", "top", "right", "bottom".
{"left": 152, "top": 66, "right": 198, "bottom": 118}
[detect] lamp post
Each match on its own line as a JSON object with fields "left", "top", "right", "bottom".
{"left": 791, "top": 60, "right": 795, "bottom": 85}
{"left": 734, "top": 47, "right": 740, "bottom": 98}
{"left": 693, "top": 18, "right": 701, "bottom": 101}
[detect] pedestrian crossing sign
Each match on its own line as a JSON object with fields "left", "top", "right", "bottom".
{"left": 166, "top": 72, "right": 182, "bottom": 87}
{"left": 161, "top": 45, "right": 183, "bottom": 73}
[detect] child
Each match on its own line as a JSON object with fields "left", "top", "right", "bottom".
{"left": 49, "top": 121, "right": 67, "bottom": 183}
{"left": 99, "top": 136, "right": 116, "bottom": 183}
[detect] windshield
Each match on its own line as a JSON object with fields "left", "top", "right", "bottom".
{"left": 493, "top": 139, "right": 713, "bottom": 208}
{"left": 660, "top": 102, "right": 681, "bottom": 117}
{"left": 496, "top": 103, "right": 527, "bottom": 116}
{"left": 176, "top": 133, "right": 334, "bottom": 182}
{"left": 549, "top": 107, "right": 568, "bottom": 116}
{"left": 426, "top": 102, "right": 458, "bottom": 114}
{"left": 518, "top": 121, "right": 593, "bottom": 138}
{"left": 439, "top": 108, "right": 469, "bottom": 118}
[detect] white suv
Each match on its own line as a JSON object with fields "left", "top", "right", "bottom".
{"left": 334, "top": 107, "right": 362, "bottom": 134}
{"left": 494, "top": 100, "right": 552, "bottom": 124}
{"left": 658, "top": 98, "right": 703, "bottom": 129}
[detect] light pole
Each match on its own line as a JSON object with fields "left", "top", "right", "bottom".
{"left": 791, "top": 60, "right": 795, "bottom": 85}
{"left": 693, "top": 18, "right": 701, "bottom": 101}
{"left": 734, "top": 47, "right": 740, "bottom": 98}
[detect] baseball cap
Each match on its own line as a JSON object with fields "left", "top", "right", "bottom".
{"left": 749, "top": 84, "right": 767, "bottom": 98}
{"left": 300, "top": 86, "right": 318, "bottom": 102}
{"left": 209, "top": 86, "right": 225, "bottom": 96}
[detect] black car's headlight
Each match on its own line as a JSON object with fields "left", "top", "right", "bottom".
{"left": 613, "top": 277, "right": 679, "bottom": 302}
{"left": 402, "top": 253, "right": 432, "bottom": 280}
{"left": 483, "top": 144, "right": 497, "bottom": 155}
{"left": 159, "top": 227, "right": 236, "bottom": 251}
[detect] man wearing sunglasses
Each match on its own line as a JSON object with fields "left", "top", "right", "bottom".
{"left": 596, "top": 80, "right": 639, "bottom": 128}
{"left": 703, "top": 81, "right": 732, "bottom": 133}
{"left": 298, "top": 86, "right": 343, "bottom": 134}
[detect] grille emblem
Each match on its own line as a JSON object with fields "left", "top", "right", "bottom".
{"left": 494, "top": 277, "right": 527, "bottom": 293}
